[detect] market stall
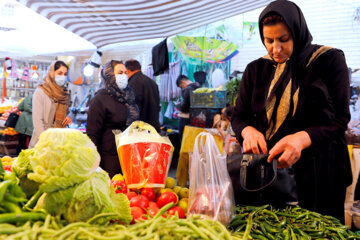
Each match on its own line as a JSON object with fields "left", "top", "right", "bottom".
{"left": 0, "top": 125, "right": 359, "bottom": 239}
{"left": 1, "top": 0, "right": 360, "bottom": 238}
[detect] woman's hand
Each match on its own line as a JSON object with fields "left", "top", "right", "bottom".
{"left": 241, "top": 126, "right": 268, "bottom": 154}
{"left": 62, "top": 116, "right": 72, "bottom": 127}
{"left": 268, "top": 131, "right": 312, "bottom": 168}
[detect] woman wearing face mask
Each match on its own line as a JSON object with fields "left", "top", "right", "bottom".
{"left": 29, "top": 60, "right": 72, "bottom": 148}
{"left": 87, "top": 60, "right": 139, "bottom": 177}
{"left": 232, "top": 0, "right": 351, "bottom": 222}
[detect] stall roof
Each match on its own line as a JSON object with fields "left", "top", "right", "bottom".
{"left": 19, "top": 0, "right": 272, "bottom": 49}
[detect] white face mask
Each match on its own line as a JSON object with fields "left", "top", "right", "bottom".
{"left": 55, "top": 75, "right": 67, "bottom": 87}
{"left": 115, "top": 74, "right": 128, "bottom": 89}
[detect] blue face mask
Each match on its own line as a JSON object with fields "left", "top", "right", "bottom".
{"left": 55, "top": 75, "right": 67, "bottom": 87}
{"left": 115, "top": 74, "right": 128, "bottom": 89}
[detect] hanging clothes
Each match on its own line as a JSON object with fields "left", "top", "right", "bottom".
{"left": 169, "top": 60, "right": 182, "bottom": 100}
{"left": 146, "top": 65, "right": 154, "bottom": 80}
{"left": 159, "top": 60, "right": 183, "bottom": 102}
{"left": 9, "top": 60, "right": 18, "bottom": 79}
{"left": 152, "top": 38, "right": 169, "bottom": 76}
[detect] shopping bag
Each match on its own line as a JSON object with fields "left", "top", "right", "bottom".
{"left": 114, "top": 121, "right": 174, "bottom": 189}
{"left": 188, "top": 132, "right": 235, "bottom": 225}
{"left": 227, "top": 154, "right": 298, "bottom": 207}
{"left": 5, "top": 113, "right": 19, "bottom": 128}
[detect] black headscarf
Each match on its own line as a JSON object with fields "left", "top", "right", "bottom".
{"left": 258, "top": 0, "right": 331, "bottom": 140}
{"left": 259, "top": 0, "right": 317, "bottom": 70}
{"left": 101, "top": 61, "right": 139, "bottom": 126}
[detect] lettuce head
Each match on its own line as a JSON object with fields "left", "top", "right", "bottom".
{"left": 35, "top": 168, "right": 132, "bottom": 224}
{"left": 12, "top": 149, "right": 40, "bottom": 198}
{"left": 27, "top": 128, "right": 100, "bottom": 192}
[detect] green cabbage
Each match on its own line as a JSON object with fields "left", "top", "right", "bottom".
{"left": 27, "top": 128, "right": 100, "bottom": 192}
{"left": 35, "top": 169, "right": 132, "bottom": 224}
{"left": 17, "top": 128, "right": 131, "bottom": 224}
{"left": 12, "top": 149, "right": 40, "bottom": 198}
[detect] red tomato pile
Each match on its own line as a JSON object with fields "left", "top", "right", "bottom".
{"left": 110, "top": 174, "right": 186, "bottom": 223}
{"left": 125, "top": 188, "right": 185, "bottom": 223}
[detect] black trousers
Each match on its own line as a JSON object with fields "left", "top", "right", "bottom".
{"left": 16, "top": 134, "right": 31, "bottom": 155}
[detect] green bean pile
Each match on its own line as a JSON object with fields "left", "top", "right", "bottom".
{"left": 0, "top": 204, "right": 239, "bottom": 240}
{"left": 0, "top": 178, "right": 28, "bottom": 215}
{"left": 229, "top": 205, "right": 360, "bottom": 240}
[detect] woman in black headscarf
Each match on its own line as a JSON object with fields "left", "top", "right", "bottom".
{"left": 232, "top": 0, "right": 352, "bottom": 222}
{"left": 87, "top": 60, "right": 139, "bottom": 177}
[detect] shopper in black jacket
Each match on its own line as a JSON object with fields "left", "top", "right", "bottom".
{"left": 175, "top": 75, "right": 200, "bottom": 142}
{"left": 232, "top": 0, "right": 351, "bottom": 222}
{"left": 87, "top": 60, "right": 139, "bottom": 177}
{"left": 125, "top": 60, "right": 161, "bottom": 132}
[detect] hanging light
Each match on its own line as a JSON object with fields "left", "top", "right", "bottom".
{"left": 83, "top": 51, "right": 102, "bottom": 77}
{"left": 83, "top": 64, "right": 94, "bottom": 77}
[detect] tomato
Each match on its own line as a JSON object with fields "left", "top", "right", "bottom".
{"left": 141, "top": 188, "right": 156, "bottom": 202}
{"left": 148, "top": 201, "right": 160, "bottom": 217}
{"left": 130, "top": 206, "right": 145, "bottom": 223}
{"left": 130, "top": 195, "right": 149, "bottom": 209}
{"left": 125, "top": 192, "right": 138, "bottom": 201}
{"left": 111, "top": 180, "right": 127, "bottom": 194}
{"left": 167, "top": 206, "right": 185, "bottom": 219}
{"left": 156, "top": 191, "right": 178, "bottom": 208}
{"left": 148, "top": 201, "right": 159, "bottom": 209}
{"left": 3, "top": 165, "right": 11, "bottom": 171}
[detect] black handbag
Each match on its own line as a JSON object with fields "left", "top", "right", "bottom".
{"left": 5, "top": 113, "right": 19, "bottom": 128}
{"left": 227, "top": 153, "right": 298, "bottom": 207}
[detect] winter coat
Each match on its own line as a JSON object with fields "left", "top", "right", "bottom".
{"left": 86, "top": 89, "right": 128, "bottom": 178}
{"left": 29, "top": 88, "right": 73, "bottom": 148}
{"left": 29, "top": 88, "right": 57, "bottom": 148}
{"left": 128, "top": 71, "right": 161, "bottom": 132}
{"left": 15, "top": 95, "right": 33, "bottom": 136}
{"left": 175, "top": 82, "right": 200, "bottom": 114}
{"left": 232, "top": 0, "right": 351, "bottom": 222}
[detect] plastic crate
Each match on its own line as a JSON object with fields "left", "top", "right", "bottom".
{"left": 189, "top": 108, "right": 221, "bottom": 128}
{"left": 190, "top": 91, "right": 226, "bottom": 108}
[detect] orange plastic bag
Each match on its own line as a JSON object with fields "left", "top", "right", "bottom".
{"left": 114, "top": 121, "right": 174, "bottom": 189}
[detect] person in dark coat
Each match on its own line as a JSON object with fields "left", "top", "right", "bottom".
{"left": 125, "top": 60, "right": 161, "bottom": 132}
{"left": 232, "top": 0, "right": 352, "bottom": 222}
{"left": 87, "top": 60, "right": 139, "bottom": 177}
{"left": 175, "top": 75, "right": 200, "bottom": 142}
{"left": 15, "top": 95, "right": 33, "bottom": 154}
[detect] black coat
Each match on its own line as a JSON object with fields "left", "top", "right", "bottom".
{"left": 232, "top": 49, "right": 352, "bottom": 221}
{"left": 232, "top": 0, "right": 352, "bottom": 222}
{"left": 128, "top": 72, "right": 160, "bottom": 131}
{"left": 87, "top": 89, "right": 127, "bottom": 177}
{"left": 175, "top": 83, "right": 200, "bottom": 114}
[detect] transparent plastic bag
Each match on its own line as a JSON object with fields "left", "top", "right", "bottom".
{"left": 188, "top": 132, "right": 235, "bottom": 225}
{"left": 114, "top": 121, "right": 174, "bottom": 189}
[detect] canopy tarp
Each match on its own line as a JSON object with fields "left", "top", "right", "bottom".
{"left": 19, "top": 0, "right": 271, "bottom": 49}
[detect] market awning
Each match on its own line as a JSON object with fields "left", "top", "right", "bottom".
{"left": 19, "top": 0, "right": 271, "bottom": 49}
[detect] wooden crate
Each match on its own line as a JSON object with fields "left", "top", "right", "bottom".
{"left": 0, "top": 141, "right": 18, "bottom": 156}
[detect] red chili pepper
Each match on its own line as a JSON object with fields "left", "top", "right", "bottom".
{"left": 111, "top": 180, "right": 127, "bottom": 194}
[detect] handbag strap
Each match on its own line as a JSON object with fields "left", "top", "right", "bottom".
{"left": 240, "top": 155, "right": 278, "bottom": 192}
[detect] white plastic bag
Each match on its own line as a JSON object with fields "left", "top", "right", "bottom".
{"left": 188, "top": 132, "right": 235, "bottom": 225}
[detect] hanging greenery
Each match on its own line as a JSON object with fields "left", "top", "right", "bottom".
{"left": 225, "top": 76, "right": 241, "bottom": 106}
